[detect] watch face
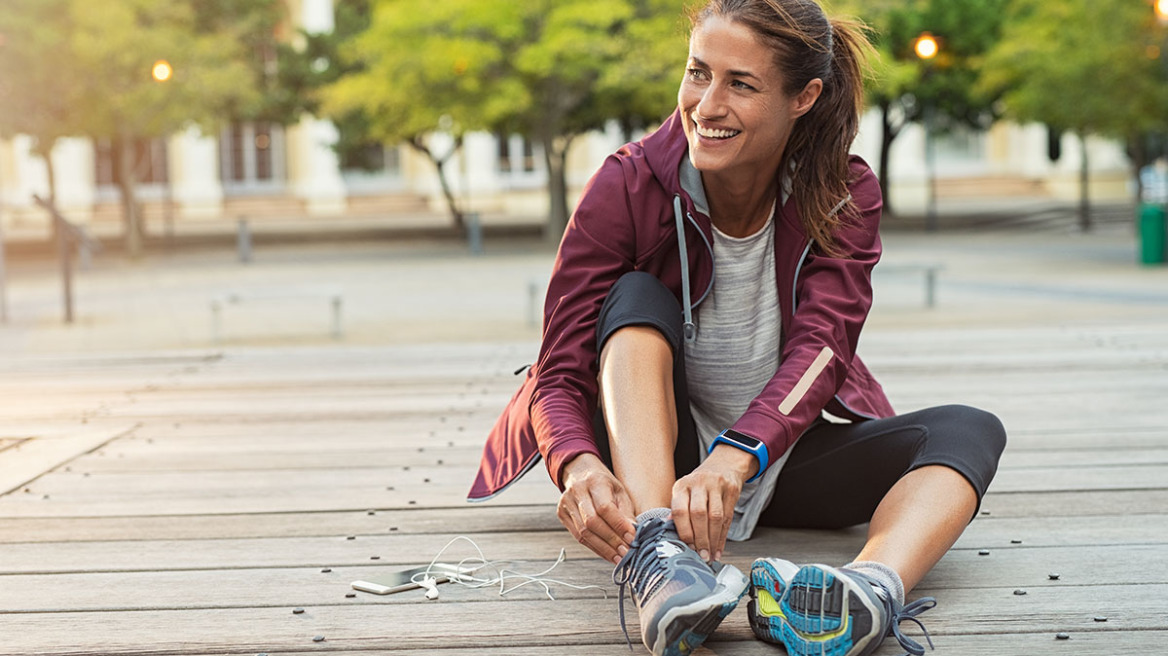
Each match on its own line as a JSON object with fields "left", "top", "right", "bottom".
{"left": 722, "top": 429, "right": 762, "bottom": 449}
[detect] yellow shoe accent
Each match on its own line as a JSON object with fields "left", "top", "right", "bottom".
{"left": 756, "top": 587, "right": 785, "bottom": 618}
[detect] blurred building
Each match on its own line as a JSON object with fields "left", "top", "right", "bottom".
{"left": 0, "top": 0, "right": 1138, "bottom": 237}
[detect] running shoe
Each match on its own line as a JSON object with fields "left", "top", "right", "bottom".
{"left": 612, "top": 517, "right": 748, "bottom": 656}
{"left": 748, "top": 560, "right": 936, "bottom": 656}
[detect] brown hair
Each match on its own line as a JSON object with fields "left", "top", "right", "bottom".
{"left": 689, "top": 0, "right": 873, "bottom": 256}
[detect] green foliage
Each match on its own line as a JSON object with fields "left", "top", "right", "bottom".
{"left": 323, "top": 0, "right": 688, "bottom": 230}
{"left": 836, "top": 0, "right": 1009, "bottom": 131}
{"left": 0, "top": 0, "right": 84, "bottom": 152}
{"left": 0, "top": 0, "right": 285, "bottom": 141}
{"left": 980, "top": 0, "right": 1168, "bottom": 140}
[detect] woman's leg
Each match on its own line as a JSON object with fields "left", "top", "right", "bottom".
{"left": 592, "top": 271, "right": 701, "bottom": 511}
{"left": 594, "top": 273, "right": 744, "bottom": 656}
{"left": 750, "top": 405, "right": 1006, "bottom": 655}
{"left": 758, "top": 404, "right": 1007, "bottom": 590}
{"left": 598, "top": 324, "right": 677, "bottom": 513}
{"left": 853, "top": 464, "right": 977, "bottom": 592}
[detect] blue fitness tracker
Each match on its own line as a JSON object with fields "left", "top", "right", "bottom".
{"left": 708, "top": 429, "right": 769, "bottom": 484}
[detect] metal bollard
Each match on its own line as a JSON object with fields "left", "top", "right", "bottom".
{"left": 467, "top": 212, "right": 483, "bottom": 256}
{"left": 0, "top": 218, "right": 7, "bottom": 324}
{"left": 237, "top": 218, "right": 252, "bottom": 264}
{"left": 528, "top": 279, "right": 540, "bottom": 329}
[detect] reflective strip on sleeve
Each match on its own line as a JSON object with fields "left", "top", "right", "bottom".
{"left": 778, "top": 346, "right": 835, "bottom": 416}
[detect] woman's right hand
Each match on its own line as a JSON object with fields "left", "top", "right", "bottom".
{"left": 557, "top": 453, "right": 637, "bottom": 564}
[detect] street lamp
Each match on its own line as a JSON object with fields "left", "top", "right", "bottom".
{"left": 151, "top": 59, "right": 173, "bottom": 83}
{"left": 150, "top": 60, "right": 175, "bottom": 243}
{"left": 915, "top": 32, "right": 940, "bottom": 231}
{"left": 914, "top": 32, "right": 939, "bottom": 60}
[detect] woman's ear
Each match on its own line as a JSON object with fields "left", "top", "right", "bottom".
{"left": 792, "top": 78, "right": 824, "bottom": 118}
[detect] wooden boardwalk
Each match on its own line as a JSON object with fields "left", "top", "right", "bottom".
{"left": 1, "top": 323, "right": 1166, "bottom": 655}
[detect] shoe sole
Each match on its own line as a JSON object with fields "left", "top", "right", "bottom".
{"left": 753, "top": 564, "right": 882, "bottom": 656}
{"left": 747, "top": 558, "right": 800, "bottom": 644}
{"left": 653, "top": 563, "right": 748, "bottom": 656}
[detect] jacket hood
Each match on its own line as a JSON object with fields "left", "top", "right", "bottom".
{"left": 640, "top": 109, "right": 712, "bottom": 217}
{"left": 639, "top": 109, "right": 689, "bottom": 198}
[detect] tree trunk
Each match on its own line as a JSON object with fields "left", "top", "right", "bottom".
{"left": 407, "top": 135, "right": 465, "bottom": 232}
{"left": 1078, "top": 131, "right": 1091, "bottom": 232}
{"left": 38, "top": 142, "right": 60, "bottom": 243}
{"left": 541, "top": 133, "right": 573, "bottom": 243}
{"left": 115, "top": 134, "right": 143, "bottom": 257}
{"left": 1128, "top": 135, "right": 1148, "bottom": 205}
{"left": 878, "top": 102, "right": 899, "bottom": 219}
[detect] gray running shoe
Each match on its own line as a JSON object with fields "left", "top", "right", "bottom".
{"left": 612, "top": 517, "right": 747, "bottom": 656}
{"left": 749, "top": 560, "right": 936, "bottom": 656}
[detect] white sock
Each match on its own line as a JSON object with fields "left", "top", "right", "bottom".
{"left": 845, "top": 560, "right": 905, "bottom": 606}
{"left": 635, "top": 507, "right": 671, "bottom": 524}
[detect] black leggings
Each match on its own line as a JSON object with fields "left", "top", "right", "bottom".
{"left": 592, "top": 271, "right": 1007, "bottom": 528}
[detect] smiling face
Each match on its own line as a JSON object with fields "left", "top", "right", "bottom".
{"left": 679, "top": 15, "right": 821, "bottom": 181}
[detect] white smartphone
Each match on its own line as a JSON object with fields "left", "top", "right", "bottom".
{"left": 351, "top": 563, "right": 478, "bottom": 595}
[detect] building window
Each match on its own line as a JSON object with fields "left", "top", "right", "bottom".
{"left": 219, "top": 121, "right": 286, "bottom": 193}
{"left": 497, "top": 134, "right": 537, "bottom": 175}
{"left": 94, "top": 138, "right": 169, "bottom": 187}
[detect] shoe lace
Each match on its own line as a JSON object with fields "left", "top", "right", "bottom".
{"left": 884, "top": 593, "right": 938, "bottom": 656}
{"left": 611, "top": 518, "right": 672, "bottom": 651}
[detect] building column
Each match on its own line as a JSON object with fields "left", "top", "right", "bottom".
{"left": 287, "top": 0, "right": 347, "bottom": 216}
{"left": 287, "top": 116, "right": 347, "bottom": 216}
{"left": 170, "top": 126, "right": 223, "bottom": 220}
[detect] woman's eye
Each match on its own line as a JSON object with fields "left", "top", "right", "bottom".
{"left": 732, "top": 80, "right": 755, "bottom": 91}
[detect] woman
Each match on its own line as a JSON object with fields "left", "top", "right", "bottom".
{"left": 470, "top": 1, "right": 1006, "bottom": 655}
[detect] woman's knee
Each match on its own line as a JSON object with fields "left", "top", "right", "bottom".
{"left": 948, "top": 404, "right": 1006, "bottom": 457}
{"left": 597, "top": 272, "right": 684, "bottom": 358}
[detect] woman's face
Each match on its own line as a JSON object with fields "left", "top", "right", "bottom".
{"left": 679, "top": 15, "right": 820, "bottom": 180}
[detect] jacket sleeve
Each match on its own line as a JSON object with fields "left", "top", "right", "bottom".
{"left": 530, "top": 157, "right": 638, "bottom": 490}
{"left": 730, "top": 163, "right": 883, "bottom": 465}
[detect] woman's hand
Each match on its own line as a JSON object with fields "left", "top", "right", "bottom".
{"left": 671, "top": 445, "right": 757, "bottom": 562}
{"left": 557, "top": 453, "right": 637, "bottom": 564}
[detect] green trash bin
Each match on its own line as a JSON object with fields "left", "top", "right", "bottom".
{"left": 1139, "top": 203, "right": 1166, "bottom": 265}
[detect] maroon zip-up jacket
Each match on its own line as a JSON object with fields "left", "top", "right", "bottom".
{"left": 468, "top": 110, "right": 894, "bottom": 502}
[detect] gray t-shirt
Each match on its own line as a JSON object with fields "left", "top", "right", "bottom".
{"left": 685, "top": 206, "right": 792, "bottom": 541}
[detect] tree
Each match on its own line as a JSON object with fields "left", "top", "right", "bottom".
{"left": 0, "top": 0, "right": 86, "bottom": 220}
{"left": 980, "top": 0, "right": 1168, "bottom": 230}
{"left": 0, "top": 0, "right": 283, "bottom": 256}
{"left": 324, "top": 0, "right": 687, "bottom": 238}
{"left": 836, "top": 0, "right": 1008, "bottom": 218}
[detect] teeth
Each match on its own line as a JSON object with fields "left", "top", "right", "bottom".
{"left": 695, "top": 122, "right": 740, "bottom": 139}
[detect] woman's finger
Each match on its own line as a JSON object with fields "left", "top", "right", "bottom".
{"left": 687, "top": 484, "right": 711, "bottom": 561}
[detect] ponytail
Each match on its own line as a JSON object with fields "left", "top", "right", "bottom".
{"left": 780, "top": 16, "right": 872, "bottom": 257}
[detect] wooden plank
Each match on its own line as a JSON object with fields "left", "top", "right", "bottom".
{"left": 0, "top": 501, "right": 1162, "bottom": 546}
{"left": 0, "top": 515, "right": 1162, "bottom": 580}
{"left": 152, "top": 634, "right": 1168, "bottom": 656}
{"left": 977, "top": 489, "right": 1168, "bottom": 518}
{"left": 989, "top": 464, "right": 1168, "bottom": 493}
{"left": 66, "top": 442, "right": 1168, "bottom": 474}
{"left": 0, "top": 542, "right": 1164, "bottom": 613}
{"left": 0, "top": 584, "right": 1161, "bottom": 655}
{"left": 4, "top": 455, "right": 1162, "bottom": 518}
{"left": 0, "top": 426, "right": 138, "bottom": 495}
{"left": 0, "top": 505, "right": 563, "bottom": 543}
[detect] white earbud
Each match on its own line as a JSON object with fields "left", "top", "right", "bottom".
{"left": 419, "top": 576, "right": 440, "bottom": 600}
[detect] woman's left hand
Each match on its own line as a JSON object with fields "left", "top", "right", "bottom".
{"left": 670, "top": 445, "right": 757, "bottom": 562}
